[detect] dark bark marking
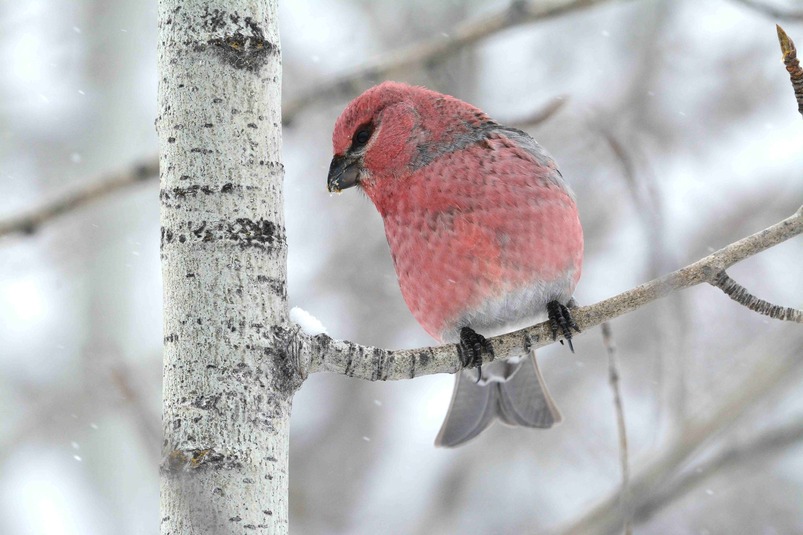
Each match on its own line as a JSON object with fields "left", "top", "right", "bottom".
{"left": 371, "top": 348, "right": 384, "bottom": 381}
{"left": 160, "top": 227, "right": 174, "bottom": 249}
{"left": 226, "top": 218, "right": 281, "bottom": 249}
{"left": 417, "top": 348, "right": 434, "bottom": 369}
{"left": 266, "top": 326, "right": 305, "bottom": 395}
{"left": 162, "top": 218, "right": 284, "bottom": 250}
{"left": 381, "top": 353, "right": 393, "bottom": 381}
{"left": 199, "top": 8, "right": 278, "bottom": 72}
{"left": 255, "top": 275, "right": 286, "bottom": 298}
{"left": 191, "top": 394, "right": 221, "bottom": 412}
{"left": 161, "top": 448, "right": 243, "bottom": 475}
{"left": 344, "top": 349, "right": 354, "bottom": 377}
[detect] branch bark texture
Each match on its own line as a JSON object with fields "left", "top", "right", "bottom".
{"left": 300, "top": 206, "right": 802, "bottom": 380}
{"left": 158, "top": 1, "right": 297, "bottom": 533}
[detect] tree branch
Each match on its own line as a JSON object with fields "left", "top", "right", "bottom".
{"left": 282, "top": 0, "right": 631, "bottom": 124}
{"left": 561, "top": 332, "right": 803, "bottom": 535}
{"left": 298, "top": 206, "right": 802, "bottom": 380}
{"left": 630, "top": 416, "right": 803, "bottom": 527}
{"left": 776, "top": 25, "right": 803, "bottom": 117}
{"left": 712, "top": 270, "right": 802, "bottom": 322}
{"left": 508, "top": 96, "right": 569, "bottom": 130}
{"left": 601, "top": 322, "right": 632, "bottom": 535}
{"left": 0, "top": 156, "right": 158, "bottom": 238}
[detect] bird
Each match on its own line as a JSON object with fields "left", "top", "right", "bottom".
{"left": 327, "top": 81, "right": 583, "bottom": 447}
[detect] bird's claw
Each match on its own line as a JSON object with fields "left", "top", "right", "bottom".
{"left": 547, "top": 300, "right": 580, "bottom": 353}
{"left": 458, "top": 327, "right": 494, "bottom": 383}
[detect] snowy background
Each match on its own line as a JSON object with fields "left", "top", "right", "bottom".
{"left": 0, "top": 0, "right": 801, "bottom": 533}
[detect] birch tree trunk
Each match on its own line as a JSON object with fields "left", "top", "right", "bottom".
{"left": 157, "top": 1, "right": 298, "bottom": 532}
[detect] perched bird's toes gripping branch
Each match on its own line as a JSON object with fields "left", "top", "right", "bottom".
{"left": 458, "top": 327, "right": 495, "bottom": 382}
{"left": 547, "top": 300, "right": 581, "bottom": 353}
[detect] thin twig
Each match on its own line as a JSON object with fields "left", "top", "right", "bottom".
{"left": 508, "top": 96, "right": 569, "bottom": 130}
{"left": 777, "top": 25, "right": 803, "bottom": 117}
{"left": 299, "top": 206, "right": 802, "bottom": 380}
{"left": 713, "top": 270, "right": 802, "bottom": 322}
{"left": 282, "top": 0, "right": 631, "bottom": 123}
{"left": 109, "top": 363, "right": 161, "bottom": 463}
{"left": 0, "top": 156, "right": 159, "bottom": 238}
{"left": 601, "top": 128, "right": 688, "bottom": 429}
{"left": 561, "top": 333, "right": 803, "bottom": 535}
{"left": 632, "top": 416, "right": 803, "bottom": 526}
{"left": 601, "top": 322, "right": 632, "bottom": 535}
{"left": 601, "top": 131, "right": 666, "bottom": 273}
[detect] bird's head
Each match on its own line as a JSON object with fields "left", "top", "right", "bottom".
{"left": 327, "top": 81, "right": 420, "bottom": 195}
{"left": 327, "top": 81, "right": 491, "bottom": 198}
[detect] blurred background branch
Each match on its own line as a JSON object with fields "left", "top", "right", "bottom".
{"left": 562, "top": 332, "right": 803, "bottom": 535}
{"left": 601, "top": 322, "right": 632, "bottom": 535}
{"left": 0, "top": 157, "right": 158, "bottom": 238}
{"left": 281, "top": 0, "right": 633, "bottom": 123}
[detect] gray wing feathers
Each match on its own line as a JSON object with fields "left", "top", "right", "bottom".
{"left": 494, "top": 126, "right": 575, "bottom": 200}
{"left": 434, "top": 354, "right": 561, "bottom": 448}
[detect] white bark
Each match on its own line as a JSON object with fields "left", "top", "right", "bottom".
{"left": 157, "top": 1, "right": 297, "bottom": 533}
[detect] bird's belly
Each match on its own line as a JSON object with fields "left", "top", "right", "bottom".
{"left": 438, "top": 276, "right": 575, "bottom": 343}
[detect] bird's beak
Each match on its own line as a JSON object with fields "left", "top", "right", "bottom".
{"left": 327, "top": 154, "right": 362, "bottom": 192}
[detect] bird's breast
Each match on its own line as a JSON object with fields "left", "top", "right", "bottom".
{"left": 373, "top": 143, "right": 583, "bottom": 342}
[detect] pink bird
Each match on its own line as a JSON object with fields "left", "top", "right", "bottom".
{"left": 328, "top": 82, "right": 583, "bottom": 447}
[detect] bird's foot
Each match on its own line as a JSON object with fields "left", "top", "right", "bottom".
{"left": 458, "top": 327, "right": 494, "bottom": 383}
{"left": 547, "top": 300, "right": 581, "bottom": 353}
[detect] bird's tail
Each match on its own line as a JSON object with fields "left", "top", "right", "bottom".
{"left": 434, "top": 352, "right": 561, "bottom": 448}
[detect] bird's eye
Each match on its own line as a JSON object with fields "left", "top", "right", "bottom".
{"left": 352, "top": 125, "right": 373, "bottom": 147}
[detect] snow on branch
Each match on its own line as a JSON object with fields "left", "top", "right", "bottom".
{"left": 297, "top": 206, "right": 802, "bottom": 380}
